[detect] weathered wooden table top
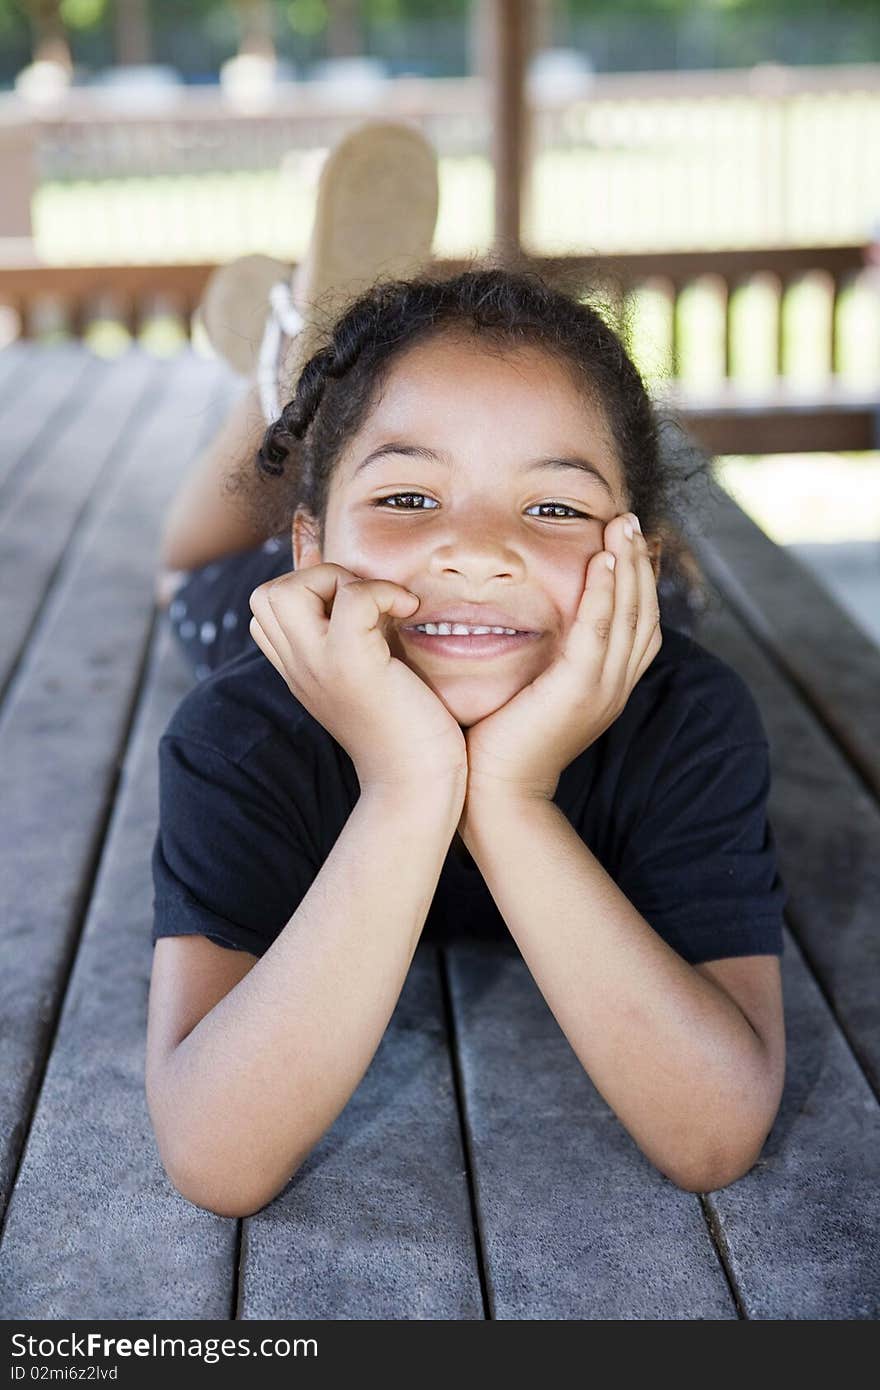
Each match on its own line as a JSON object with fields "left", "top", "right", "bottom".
{"left": 0, "top": 343, "right": 877, "bottom": 1320}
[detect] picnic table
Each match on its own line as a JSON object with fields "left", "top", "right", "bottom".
{"left": 0, "top": 341, "right": 877, "bottom": 1321}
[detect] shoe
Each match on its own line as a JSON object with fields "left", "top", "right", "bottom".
{"left": 198, "top": 119, "right": 440, "bottom": 421}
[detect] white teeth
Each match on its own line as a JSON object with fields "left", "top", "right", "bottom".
{"left": 413, "top": 622, "right": 520, "bottom": 636}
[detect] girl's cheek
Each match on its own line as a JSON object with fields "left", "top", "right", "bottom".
{"left": 543, "top": 549, "right": 596, "bottom": 625}
{"left": 342, "top": 517, "right": 419, "bottom": 572}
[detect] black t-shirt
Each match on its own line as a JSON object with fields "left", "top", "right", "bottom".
{"left": 151, "top": 620, "right": 788, "bottom": 967}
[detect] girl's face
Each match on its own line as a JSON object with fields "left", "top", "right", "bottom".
{"left": 293, "top": 332, "right": 657, "bottom": 728}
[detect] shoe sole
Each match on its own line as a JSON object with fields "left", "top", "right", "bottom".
{"left": 199, "top": 119, "right": 439, "bottom": 387}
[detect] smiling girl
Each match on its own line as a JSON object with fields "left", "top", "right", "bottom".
{"left": 146, "top": 266, "right": 788, "bottom": 1219}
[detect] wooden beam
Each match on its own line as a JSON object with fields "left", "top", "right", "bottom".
{"left": 488, "top": 0, "right": 533, "bottom": 262}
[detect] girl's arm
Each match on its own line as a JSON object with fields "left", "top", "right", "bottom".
{"left": 459, "top": 791, "right": 785, "bottom": 1193}
{"left": 146, "top": 777, "right": 463, "bottom": 1218}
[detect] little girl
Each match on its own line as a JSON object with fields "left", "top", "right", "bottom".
{"left": 146, "top": 265, "right": 788, "bottom": 1220}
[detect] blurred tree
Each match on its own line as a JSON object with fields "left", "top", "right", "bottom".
{"left": 1, "top": 0, "right": 876, "bottom": 83}
{"left": 362, "top": 0, "right": 467, "bottom": 19}
{"left": 564, "top": 0, "right": 879, "bottom": 12}
{"left": 285, "top": 0, "right": 326, "bottom": 39}
{"left": 62, "top": 0, "right": 105, "bottom": 23}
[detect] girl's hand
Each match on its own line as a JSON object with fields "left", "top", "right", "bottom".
{"left": 461, "top": 513, "right": 662, "bottom": 808}
{"left": 249, "top": 564, "right": 467, "bottom": 795}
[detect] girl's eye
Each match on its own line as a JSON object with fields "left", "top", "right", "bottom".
{"left": 526, "top": 502, "right": 593, "bottom": 520}
{"left": 374, "top": 495, "right": 593, "bottom": 520}
{"left": 374, "top": 493, "right": 439, "bottom": 510}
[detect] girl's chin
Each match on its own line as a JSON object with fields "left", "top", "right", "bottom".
{"left": 395, "top": 651, "right": 541, "bottom": 727}
{"left": 434, "top": 682, "right": 521, "bottom": 729}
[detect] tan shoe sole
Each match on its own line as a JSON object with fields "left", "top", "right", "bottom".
{"left": 199, "top": 252, "right": 292, "bottom": 376}
{"left": 199, "top": 119, "right": 439, "bottom": 389}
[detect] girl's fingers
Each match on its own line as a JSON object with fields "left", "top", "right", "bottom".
{"left": 248, "top": 613, "right": 287, "bottom": 682}
{"left": 601, "top": 514, "right": 643, "bottom": 690}
{"left": 325, "top": 577, "right": 419, "bottom": 662}
{"left": 627, "top": 536, "right": 663, "bottom": 688}
{"left": 566, "top": 547, "right": 617, "bottom": 684}
{"left": 250, "top": 562, "right": 362, "bottom": 673}
{"left": 251, "top": 566, "right": 421, "bottom": 684}
{"left": 252, "top": 562, "right": 352, "bottom": 640}
{"left": 247, "top": 581, "right": 301, "bottom": 672}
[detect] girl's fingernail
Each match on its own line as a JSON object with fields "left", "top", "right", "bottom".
{"left": 605, "top": 552, "right": 616, "bottom": 571}
{"left": 631, "top": 513, "right": 642, "bottom": 533}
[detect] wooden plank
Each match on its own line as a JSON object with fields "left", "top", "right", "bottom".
{"left": 239, "top": 944, "right": 485, "bottom": 1320}
{"left": 445, "top": 941, "right": 737, "bottom": 1319}
{"left": 0, "top": 352, "right": 223, "bottom": 1227}
{"left": 446, "top": 813, "right": 880, "bottom": 1320}
{"left": 537, "top": 246, "right": 869, "bottom": 286}
{"left": 0, "top": 263, "right": 215, "bottom": 304}
{"left": 0, "top": 344, "right": 98, "bottom": 498}
{"left": 705, "top": 894, "right": 880, "bottom": 1318}
{"left": 0, "top": 350, "right": 160, "bottom": 696}
{"left": 0, "top": 629, "right": 239, "bottom": 1319}
{"left": 0, "top": 248, "right": 867, "bottom": 308}
{"left": 679, "top": 403, "right": 877, "bottom": 455}
{"left": 693, "top": 600, "right": 880, "bottom": 1316}
{"left": 0, "top": 343, "right": 33, "bottom": 403}
{"left": 686, "top": 483, "right": 880, "bottom": 808}
{"left": 688, "top": 575, "right": 880, "bottom": 1100}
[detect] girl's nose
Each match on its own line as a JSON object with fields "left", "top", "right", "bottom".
{"left": 428, "top": 518, "right": 526, "bottom": 583}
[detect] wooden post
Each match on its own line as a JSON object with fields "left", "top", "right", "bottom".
{"left": 25, "top": 1, "right": 72, "bottom": 70}
{"left": 487, "top": 0, "right": 533, "bottom": 263}
{"left": 234, "top": 0, "right": 276, "bottom": 59}
{"left": 327, "top": 0, "right": 361, "bottom": 59}
{"left": 113, "top": 0, "right": 153, "bottom": 66}
{"left": 0, "top": 126, "right": 37, "bottom": 241}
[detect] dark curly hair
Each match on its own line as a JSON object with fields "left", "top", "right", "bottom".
{"left": 227, "top": 261, "right": 714, "bottom": 608}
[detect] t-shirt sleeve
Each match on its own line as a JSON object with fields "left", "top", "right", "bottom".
{"left": 151, "top": 730, "right": 322, "bottom": 958}
{"left": 614, "top": 686, "right": 789, "bottom": 967}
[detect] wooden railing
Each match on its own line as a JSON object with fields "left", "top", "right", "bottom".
{"left": 2, "top": 64, "right": 879, "bottom": 245}
{"left": 0, "top": 245, "right": 877, "bottom": 455}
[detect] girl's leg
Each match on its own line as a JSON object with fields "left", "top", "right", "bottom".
{"left": 165, "top": 531, "right": 293, "bottom": 680}
{"left": 156, "top": 377, "right": 278, "bottom": 594}
{"left": 157, "top": 122, "right": 439, "bottom": 605}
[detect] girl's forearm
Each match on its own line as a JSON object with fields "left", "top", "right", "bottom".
{"left": 460, "top": 792, "right": 781, "bottom": 1193}
{"left": 154, "top": 778, "right": 464, "bottom": 1217}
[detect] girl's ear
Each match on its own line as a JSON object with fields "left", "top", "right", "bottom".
{"left": 292, "top": 508, "right": 322, "bottom": 570}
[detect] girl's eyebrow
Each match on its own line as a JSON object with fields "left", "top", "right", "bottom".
{"left": 354, "top": 442, "right": 617, "bottom": 503}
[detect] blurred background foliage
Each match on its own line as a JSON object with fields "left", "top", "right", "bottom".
{"left": 1, "top": 0, "right": 878, "bottom": 85}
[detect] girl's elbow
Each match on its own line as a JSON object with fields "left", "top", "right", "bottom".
{"left": 670, "top": 1070, "right": 783, "bottom": 1193}
{"left": 666, "top": 1130, "right": 770, "bottom": 1194}
{"left": 160, "top": 1131, "right": 311, "bottom": 1218}
{"left": 165, "top": 1153, "right": 278, "bottom": 1219}
{"left": 668, "top": 1154, "right": 754, "bottom": 1194}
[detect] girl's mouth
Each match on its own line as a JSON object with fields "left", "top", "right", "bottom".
{"left": 401, "top": 624, "right": 541, "bottom": 659}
